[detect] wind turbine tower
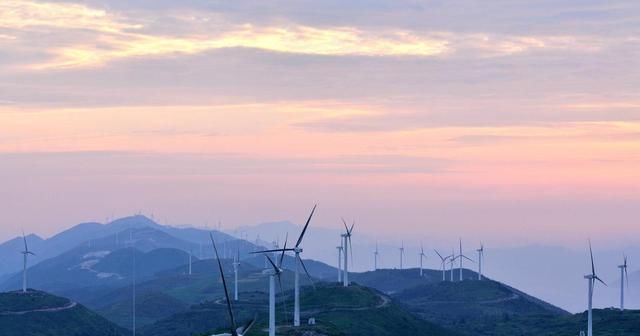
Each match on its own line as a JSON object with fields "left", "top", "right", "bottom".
{"left": 342, "top": 219, "right": 354, "bottom": 287}
{"left": 233, "top": 249, "right": 240, "bottom": 301}
{"left": 132, "top": 240, "right": 136, "bottom": 336}
{"left": 434, "top": 250, "right": 450, "bottom": 281}
{"left": 419, "top": 244, "right": 426, "bottom": 276}
{"left": 399, "top": 241, "right": 405, "bottom": 270}
{"left": 449, "top": 248, "right": 456, "bottom": 281}
{"left": 188, "top": 249, "right": 193, "bottom": 276}
{"left": 476, "top": 243, "right": 484, "bottom": 280}
{"left": 20, "top": 232, "right": 35, "bottom": 293}
{"left": 336, "top": 244, "right": 343, "bottom": 282}
{"left": 374, "top": 242, "right": 379, "bottom": 271}
{"left": 456, "top": 239, "right": 473, "bottom": 281}
{"left": 584, "top": 241, "right": 606, "bottom": 336}
{"left": 291, "top": 206, "right": 316, "bottom": 327}
{"left": 618, "top": 255, "right": 629, "bottom": 311}
{"left": 264, "top": 255, "right": 283, "bottom": 336}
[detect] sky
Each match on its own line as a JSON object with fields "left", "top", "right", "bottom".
{"left": 0, "top": 0, "right": 639, "bottom": 246}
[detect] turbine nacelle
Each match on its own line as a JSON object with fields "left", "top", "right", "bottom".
{"left": 263, "top": 267, "right": 282, "bottom": 276}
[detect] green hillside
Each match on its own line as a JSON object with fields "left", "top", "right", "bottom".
{"left": 279, "top": 283, "right": 458, "bottom": 336}
{"left": 0, "top": 290, "right": 127, "bottom": 336}
{"left": 96, "top": 289, "right": 189, "bottom": 329}
{"left": 471, "top": 308, "right": 640, "bottom": 336}
{"left": 141, "top": 283, "right": 459, "bottom": 336}
{"left": 91, "top": 260, "right": 312, "bottom": 328}
{"left": 393, "top": 279, "right": 568, "bottom": 335}
{"left": 350, "top": 268, "right": 478, "bottom": 294}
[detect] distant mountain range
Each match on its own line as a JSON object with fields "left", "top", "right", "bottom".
{"left": 0, "top": 216, "right": 338, "bottom": 331}
{"left": 0, "top": 215, "right": 261, "bottom": 281}
{"left": 2, "top": 253, "right": 639, "bottom": 336}
{"left": 2, "top": 214, "right": 640, "bottom": 315}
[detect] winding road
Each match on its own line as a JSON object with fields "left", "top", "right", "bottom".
{"left": 0, "top": 301, "right": 77, "bottom": 316}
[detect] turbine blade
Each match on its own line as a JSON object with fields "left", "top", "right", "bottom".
{"left": 342, "top": 218, "right": 349, "bottom": 233}
{"left": 462, "top": 255, "right": 474, "bottom": 262}
{"left": 625, "top": 268, "right": 629, "bottom": 287}
{"left": 595, "top": 276, "right": 607, "bottom": 287}
{"left": 298, "top": 255, "right": 316, "bottom": 289}
{"left": 624, "top": 257, "right": 629, "bottom": 287}
{"left": 349, "top": 222, "right": 355, "bottom": 235}
{"left": 277, "top": 272, "right": 284, "bottom": 295}
{"left": 296, "top": 204, "right": 317, "bottom": 248}
{"left": 265, "top": 254, "right": 280, "bottom": 273}
{"left": 349, "top": 235, "right": 354, "bottom": 264}
{"left": 589, "top": 239, "right": 596, "bottom": 276}
{"left": 434, "top": 249, "right": 444, "bottom": 261}
{"left": 209, "top": 233, "right": 237, "bottom": 334}
{"left": 250, "top": 248, "right": 294, "bottom": 254}
{"left": 238, "top": 315, "right": 257, "bottom": 336}
{"left": 274, "top": 269, "right": 288, "bottom": 323}
{"left": 22, "top": 232, "right": 28, "bottom": 252}
{"left": 279, "top": 233, "right": 288, "bottom": 268}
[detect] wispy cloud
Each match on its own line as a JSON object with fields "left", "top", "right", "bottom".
{"left": 33, "top": 25, "right": 450, "bottom": 69}
{"left": 0, "top": 0, "right": 141, "bottom": 33}
{"left": 0, "top": 151, "right": 451, "bottom": 177}
{"left": 1, "top": 1, "right": 617, "bottom": 70}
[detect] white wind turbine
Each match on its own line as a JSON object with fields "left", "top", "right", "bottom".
{"left": 434, "top": 250, "right": 450, "bottom": 281}
{"left": 476, "top": 243, "right": 484, "bottom": 280}
{"left": 374, "top": 242, "right": 379, "bottom": 271}
{"left": 20, "top": 232, "right": 35, "bottom": 293}
{"left": 399, "top": 241, "right": 405, "bottom": 270}
{"left": 233, "top": 249, "right": 240, "bottom": 301}
{"left": 341, "top": 219, "right": 354, "bottom": 287}
{"left": 263, "top": 253, "right": 284, "bottom": 336}
{"left": 189, "top": 249, "right": 193, "bottom": 276}
{"left": 584, "top": 240, "right": 606, "bottom": 336}
{"left": 419, "top": 244, "right": 426, "bottom": 276}
{"left": 253, "top": 205, "right": 317, "bottom": 327}
{"left": 132, "top": 237, "right": 137, "bottom": 336}
{"left": 618, "top": 255, "right": 629, "bottom": 310}
{"left": 449, "top": 248, "right": 456, "bottom": 281}
{"left": 456, "top": 239, "right": 474, "bottom": 281}
{"left": 209, "top": 233, "right": 256, "bottom": 336}
{"left": 336, "top": 244, "right": 343, "bottom": 282}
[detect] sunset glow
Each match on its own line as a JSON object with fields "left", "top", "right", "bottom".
{"left": 0, "top": 0, "right": 639, "bottom": 246}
